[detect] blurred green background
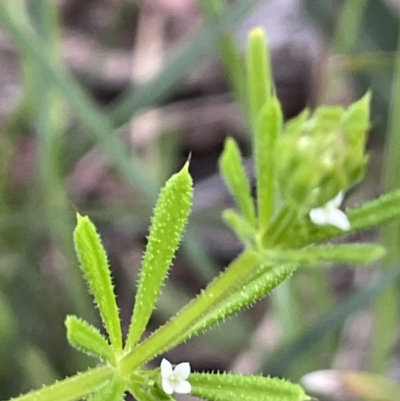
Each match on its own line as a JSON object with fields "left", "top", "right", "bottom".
{"left": 1, "top": 1, "right": 400, "bottom": 400}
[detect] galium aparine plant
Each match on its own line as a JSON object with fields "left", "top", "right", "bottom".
{"left": 7, "top": 27, "right": 400, "bottom": 401}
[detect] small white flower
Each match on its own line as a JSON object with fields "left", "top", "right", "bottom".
{"left": 160, "top": 358, "right": 192, "bottom": 395}
{"left": 309, "top": 192, "right": 350, "bottom": 231}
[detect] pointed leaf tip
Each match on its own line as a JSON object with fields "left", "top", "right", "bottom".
{"left": 126, "top": 166, "right": 193, "bottom": 348}
{"left": 65, "top": 315, "right": 115, "bottom": 364}
{"left": 73, "top": 215, "right": 122, "bottom": 352}
{"left": 249, "top": 26, "right": 267, "bottom": 41}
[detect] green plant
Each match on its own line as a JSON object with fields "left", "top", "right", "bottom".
{"left": 6, "top": 27, "right": 400, "bottom": 401}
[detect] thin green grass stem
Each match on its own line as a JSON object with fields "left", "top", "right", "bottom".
{"left": 318, "top": 0, "right": 369, "bottom": 102}
{"left": 29, "top": 0, "right": 93, "bottom": 320}
{"left": 264, "top": 261, "right": 400, "bottom": 376}
{"left": 333, "top": 0, "right": 369, "bottom": 54}
{"left": 199, "top": 0, "right": 249, "bottom": 126}
{"left": 367, "top": 26, "right": 400, "bottom": 373}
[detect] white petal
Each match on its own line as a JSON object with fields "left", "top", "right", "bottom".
{"left": 174, "top": 380, "right": 192, "bottom": 394}
{"left": 174, "top": 362, "right": 191, "bottom": 379}
{"left": 328, "top": 192, "right": 344, "bottom": 208}
{"left": 325, "top": 209, "right": 350, "bottom": 231}
{"left": 161, "top": 378, "right": 174, "bottom": 395}
{"left": 309, "top": 208, "right": 329, "bottom": 226}
{"left": 301, "top": 370, "right": 343, "bottom": 395}
{"left": 160, "top": 359, "right": 173, "bottom": 378}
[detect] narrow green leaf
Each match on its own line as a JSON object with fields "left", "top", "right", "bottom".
{"left": 6, "top": 366, "right": 114, "bottom": 401}
{"left": 65, "top": 315, "right": 115, "bottom": 364}
{"left": 190, "top": 372, "right": 309, "bottom": 401}
{"left": 87, "top": 378, "right": 125, "bottom": 401}
{"left": 247, "top": 28, "right": 272, "bottom": 132}
{"left": 269, "top": 244, "right": 386, "bottom": 266}
{"left": 222, "top": 209, "right": 255, "bottom": 245}
{"left": 219, "top": 138, "right": 256, "bottom": 226}
{"left": 73, "top": 214, "right": 122, "bottom": 352}
{"left": 338, "top": 190, "right": 400, "bottom": 234}
{"left": 255, "top": 97, "right": 283, "bottom": 229}
{"left": 126, "top": 164, "right": 193, "bottom": 349}
{"left": 178, "top": 264, "right": 296, "bottom": 344}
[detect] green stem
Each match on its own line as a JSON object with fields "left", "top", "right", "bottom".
{"left": 118, "top": 250, "right": 261, "bottom": 374}
{"left": 262, "top": 204, "right": 298, "bottom": 247}
{"left": 7, "top": 366, "right": 114, "bottom": 401}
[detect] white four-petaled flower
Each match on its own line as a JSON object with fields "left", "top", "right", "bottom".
{"left": 309, "top": 192, "right": 350, "bottom": 231}
{"left": 160, "top": 358, "right": 192, "bottom": 395}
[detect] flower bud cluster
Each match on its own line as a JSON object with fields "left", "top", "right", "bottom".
{"left": 276, "top": 93, "right": 370, "bottom": 209}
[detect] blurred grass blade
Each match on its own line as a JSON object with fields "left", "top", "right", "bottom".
{"left": 74, "top": 215, "right": 122, "bottom": 352}
{"left": 369, "top": 17, "right": 400, "bottom": 373}
{"left": 317, "top": 0, "right": 369, "bottom": 102}
{"left": 333, "top": 0, "right": 369, "bottom": 54}
{"left": 0, "top": 2, "right": 217, "bottom": 284}
{"left": 108, "top": 0, "right": 264, "bottom": 127}
{"left": 219, "top": 138, "right": 256, "bottom": 226}
{"left": 199, "top": 0, "right": 248, "bottom": 122}
{"left": 30, "top": 0, "right": 93, "bottom": 320}
{"left": 126, "top": 164, "right": 193, "bottom": 349}
{"left": 264, "top": 260, "right": 400, "bottom": 376}
{"left": 0, "top": 5, "right": 158, "bottom": 201}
